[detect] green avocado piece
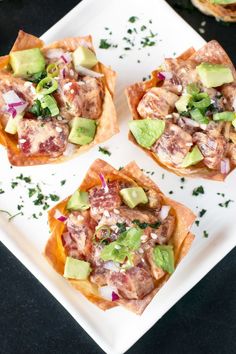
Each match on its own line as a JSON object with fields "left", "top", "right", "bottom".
{"left": 181, "top": 145, "right": 204, "bottom": 168}
{"left": 129, "top": 118, "right": 165, "bottom": 149}
{"left": 68, "top": 117, "right": 96, "bottom": 145}
{"left": 175, "top": 94, "right": 192, "bottom": 113}
{"left": 153, "top": 245, "right": 175, "bottom": 274}
{"left": 213, "top": 111, "right": 236, "bottom": 121}
{"left": 63, "top": 257, "right": 91, "bottom": 280}
{"left": 120, "top": 187, "right": 148, "bottom": 208}
{"left": 10, "top": 48, "right": 45, "bottom": 77}
{"left": 72, "top": 46, "right": 98, "bottom": 69}
{"left": 67, "top": 190, "right": 90, "bottom": 211}
{"left": 210, "top": 0, "right": 236, "bottom": 4}
{"left": 5, "top": 114, "right": 23, "bottom": 134}
{"left": 196, "top": 63, "right": 233, "bottom": 88}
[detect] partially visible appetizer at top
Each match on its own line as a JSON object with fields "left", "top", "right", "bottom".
{"left": 126, "top": 40, "right": 236, "bottom": 181}
{"left": 45, "top": 159, "right": 195, "bottom": 315}
{"left": 191, "top": 0, "right": 236, "bottom": 22}
{"left": 0, "top": 31, "right": 118, "bottom": 166}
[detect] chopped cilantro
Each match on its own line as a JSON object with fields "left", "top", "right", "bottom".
{"left": 180, "top": 186, "right": 184, "bottom": 189}
{"left": 43, "top": 202, "right": 50, "bottom": 210}
{"left": 0, "top": 189, "right": 4, "bottom": 194}
{"left": 49, "top": 194, "right": 60, "bottom": 202}
{"left": 116, "top": 222, "right": 127, "bottom": 233}
{"left": 141, "top": 25, "right": 147, "bottom": 31}
{"left": 195, "top": 220, "right": 200, "bottom": 226}
{"left": 132, "top": 219, "right": 161, "bottom": 229}
{"left": 169, "top": 191, "right": 173, "bottom": 195}
{"left": 17, "top": 205, "right": 24, "bottom": 211}
{"left": 29, "top": 99, "right": 51, "bottom": 118}
{"left": 128, "top": 16, "right": 139, "bottom": 23}
{"left": 99, "top": 39, "right": 111, "bottom": 49}
{"left": 218, "top": 200, "right": 234, "bottom": 208}
{"left": 180, "top": 177, "right": 185, "bottom": 183}
{"left": 60, "top": 180, "right": 66, "bottom": 186}
{"left": 33, "top": 193, "right": 45, "bottom": 206}
{"left": 16, "top": 174, "right": 31, "bottom": 183}
{"left": 127, "top": 29, "right": 132, "bottom": 34}
{"left": 98, "top": 146, "right": 111, "bottom": 156}
{"left": 192, "top": 186, "right": 204, "bottom": 196}
{"left": 217, "top": 192, "right": 225, "bottom": 197}
{"left": 118, "top": 166, "right": 123, "bottom": 171}
{"left": 28, "top": 70, "right": 47, "bottom": 84}
{"left": 32, "top": 213, "right": 38, "bottom": 219}
{"left": 28, "top": 188, "right": 37, "bottom": 198}
{"left": 199, "top": 209, "right": 207, "bottom": 217}
{"left": 203, "top": 230, "right": 209, "bottom": 238}
{"left": 11, "top": 182, "right": 18, "bottom": 189}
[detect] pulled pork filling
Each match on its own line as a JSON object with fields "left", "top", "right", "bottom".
{"left": 62, "top": 178, "right": 176, "bottom": 301}
{"left": 130, "top": 41, "right": 236, "bottom": 175}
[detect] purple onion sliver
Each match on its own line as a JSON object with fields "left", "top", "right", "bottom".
{"left": 99, "top": 173, "right": 106, "bottom": 189}
{"left": 112, "top": 291, "right": 120, "bottom": 301}
{"left": 57, "top": 215, "right": 68, "bottom": 222}
{"left": 7, "top": 106, "right": 17, "bottom": 118}
{"left": 61, "top": 55, "right": 67, "bottom": 64}
{"left": 157, "top": 72, "right": 165, "bottom": 80}
{"left": 8, "top": 101, "right": 25, "bottom": 108}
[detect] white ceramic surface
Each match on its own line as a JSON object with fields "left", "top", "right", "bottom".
{"left": 0, "top": 1, "right": 235, "bottom": 353}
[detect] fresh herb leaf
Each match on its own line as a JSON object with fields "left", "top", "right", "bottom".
{"left": 128, "top": 16, "right": 139, "bottom": 23}
{"left": 99, "top": 39, "right": 111, "bottom": 49}
{"left": 98, "top": 146, "right": 111, "bottom": 156}
{"left": 16, "top": 174, "right": 31, "bottom": 183}
{"left": 169, "top": 191, "right": 173, "bottom": 195}
{"left": 203, "top": 230, "right": 209, "bottom": 238}
{"left": 0, "top": 189, "right": 4, "bottom": 194}
{"left": 33, "top": 193, "right": 45, "bottom": 206}
{"left": 180, "top": 177, "right": 185, "bottom": 183}
{"left": 116, "top": 222, "right": 127, "bottom": 233}
{"left": 60, "top": 180, "right": 66, "bottom": 186}
{"left": 199, "top": 209, "right": 206, "bottom": 217}
{"left": 28, "top": 70, "right": 47, "bottom": 84}
{"left": 28, "top": 188, "right": 37, "bottom": 198}
{"left": 11, "top": 182, "right": 18, "bottom": 189}
{"left": 218, "top": 199, "right": 234, "bottom": 208}
{"left": 132, "top": 219, "right": 161, "bottom": 229}
{"left": 192, "top": 186, "right": 204, "bottom": 196}
{"left": 49, "top": 194, "right": 60, "bottom": 202}
{"left": 195, "top": 220, "right": 200, "bottom": 226}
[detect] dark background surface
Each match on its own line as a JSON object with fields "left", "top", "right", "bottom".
{"left": 0, "top": 1, "right": 235, "bottom": 353}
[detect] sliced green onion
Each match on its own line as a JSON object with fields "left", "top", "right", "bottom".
{"left": 36, "top": 77, "right": 58, "bottom": 95}
{"left": 46, "top": 63, "right": 59, "bottom": 78}
{"left": 40, "top": 95, "right": 59, "bottom": 116}
{"left": 213, "top": 111, "right": 236, "bottom": 122}
{"left": 190, "top": 108, "right": 209, "bottom": 124}
{"left": 94, "top": 225, "right": 111, "bottom": 243}
{"left": 191, "top": 92, "right": 211, "bottom": 110}
{"left": 186, "top": 83, "right": 200, "bottom": 96}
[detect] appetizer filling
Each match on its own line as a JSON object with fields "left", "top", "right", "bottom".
{"left": 61, "top": 175, "right": 175, "bottom": 301}
{"left": 0, "top": 42, "right": 105, "bottom": 157}
{"left": 128, "top": 41, "right": 236, "bottom": 178}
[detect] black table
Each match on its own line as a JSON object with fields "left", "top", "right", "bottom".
{"left": 0, "top": 1, "right": 235, "bottom": 353}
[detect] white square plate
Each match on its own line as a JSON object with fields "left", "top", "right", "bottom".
{"left": 0, "top": 0, "right": 236, "bottom": 353}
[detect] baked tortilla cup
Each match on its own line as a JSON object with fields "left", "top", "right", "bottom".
{"left": 126, "top": 40, "right": 236, "bottom": 181}
{"left": 0, "top": 31, "right": 118, "bottom": 166}
{"left": 45, "top": 159, "right": 195, "bottom": 315}
{"left": 191, "top": 0, "right": 236, "bottom": 22}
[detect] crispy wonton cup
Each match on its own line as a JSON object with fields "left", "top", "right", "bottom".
{"left": 45, "top": 159, "right": 195, "bottom": 315}
{"left": 0, "top": 31, "right": 118, "bottom": 166}
{"left": 126, "top": 40, "right": 236, "bottom": 181}
{"left": 191, "top": 0, "right": 236, "bottom": 22}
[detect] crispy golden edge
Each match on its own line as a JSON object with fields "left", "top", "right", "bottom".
{"left": 45, "top": 159, "right": 195, "bottom": 314}
{"left": 192, "top": 0, "right": 236, "bottom": 22}
{"left": 126, "top": 41, "right": 236, "bottom": 181}
{"left": 0, "top": 31, "right": 118, "bottom": 166}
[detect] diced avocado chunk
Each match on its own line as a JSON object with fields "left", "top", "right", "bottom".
{"left": 153, "top": 245, "right": 175, "bottom": 274}
{"left": 211, "top": 0, "right": 236, "bottom": 4}
{"left": 10, "top": 48, "right": 45, "bottom": 77}
{"left": 129, "top": 118, "right": 165, "bottom": 149}
{"left": 196, "top": 63, "right": 233, "bottom": 88}
{"left": 67, "top": 190, "right": 90, "bottom": 211}
{"left": 5, "top": 114, "right": 23, "bottom": 134}
{"left": 120, "top": 187, "right": 148, "bottom": 208}
{"left": 72, "top": 46, "right": 98, "bottom": 69}
{"left": 213, "top": 111, "right": 236, "bottom": 121}
{"left": 175, "top": 94, "right": 192, "bottom": 113}
{"left": 68, "top": 117, "right": 96, "bottom": 145}
{"left": 63, "top": 257, "right": 91, "bottom": 280}
{"left": 181, "top": 145, "right": 204, "bottom": 168}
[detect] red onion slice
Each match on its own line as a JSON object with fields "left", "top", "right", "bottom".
{"left": 157, "top": 72, "right": 165, "bottom": 80}
{"left": 158, "top": 71, "right": 173, "bottom": 81}
{"left": 7, "top": 106, "right": 17, "bottom": 118}
{"left": 112, "top": 291, "right": 120, "bottom": 301}
{"left": 99, "top": 285, "right": 118, "bottom": 301}
{"left": 220, "top": 158, "right": 230, "bottom": 175}
{"left": 99, "top": 173, "right": 109, "bottom": 193}
{"left": 75, "top": 64, "right": 104, "bottom": 78}
{"left": 159, "top": 205, "right": 171, "bottom": 220}
{"left": 45, "top": 48, "right": 64, "bottom": 59}
{"left": 54, "top": 209, "right": 68, "bottom": 222}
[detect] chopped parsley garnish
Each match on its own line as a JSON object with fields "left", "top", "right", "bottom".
{"left": 141, "top": 25, "right": 147, "bottom": 31}
{"left": 118, "top": 166, "right": 123, "bottom": 171}
{"left": 11, "top": 182, "right": 18, "bottom": 189}
{"left": 33, "top": 193, "right": 45, "bottom": 206}
{"left": 60, "top": 180, "right": 66, "bottom": 186}
{"left": 217, "top": 192, "right": 225, "bottom": 197}
{"left": 28, "top": 70, "right": 47, "bottom": 84}
{"left": 99, "top": 39, "right": 114, "bottom": 49}
{"left": 98, "top": 146, "right": 111, "bottom": 156}
{"left": 32, "top": 213, "right": 38, "bottom": 219}
{"left": 43, "top": 202, "right": 50, "bottom": 210}
{"left": 203, "top": 230, "right": 209, "bottom": 238}
{"left": 127, "top": 29, "right": 132, "bottom": 34}
{"left": 180, "top": 177, "right": 185, "bottom": 183}
{"left": 192, "top": 186, "right": 204, "bottom": 196}
{"left": 17, "top": 205, "right": 24, "bottom": 211}
{"left": 28, "top": 188, "right": 37, "bottom": 198}
{"left": 116, "top": 222, "right": 127, "bottom": 233}
{"left": 29, "top": 99, "right": 51, "bottom": 118}
{"left": 218, "top": 200, "right": 234, "bottom": 208}
{"left": 16, "top": 174, "right": 31, "bottom": 183}
{"left": 199, "top": 209, "right": 207, "bottom": 217}
{"left": 132, "top": 219, "right": 161, "bottom": 229}
{"left": 49, "top": 194, "right": 60, "bottom": 202}
{"left": 0, "top": 189, "right": 4, "bottom": 194}
{"left": 128, "top": 16, "right": 139, "bottom": 23}
{"left": 169, "top": 191, "right": 173, "bottom": 195}
{"left": 195, "top": 220, "right": 200, "bottom": 226}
